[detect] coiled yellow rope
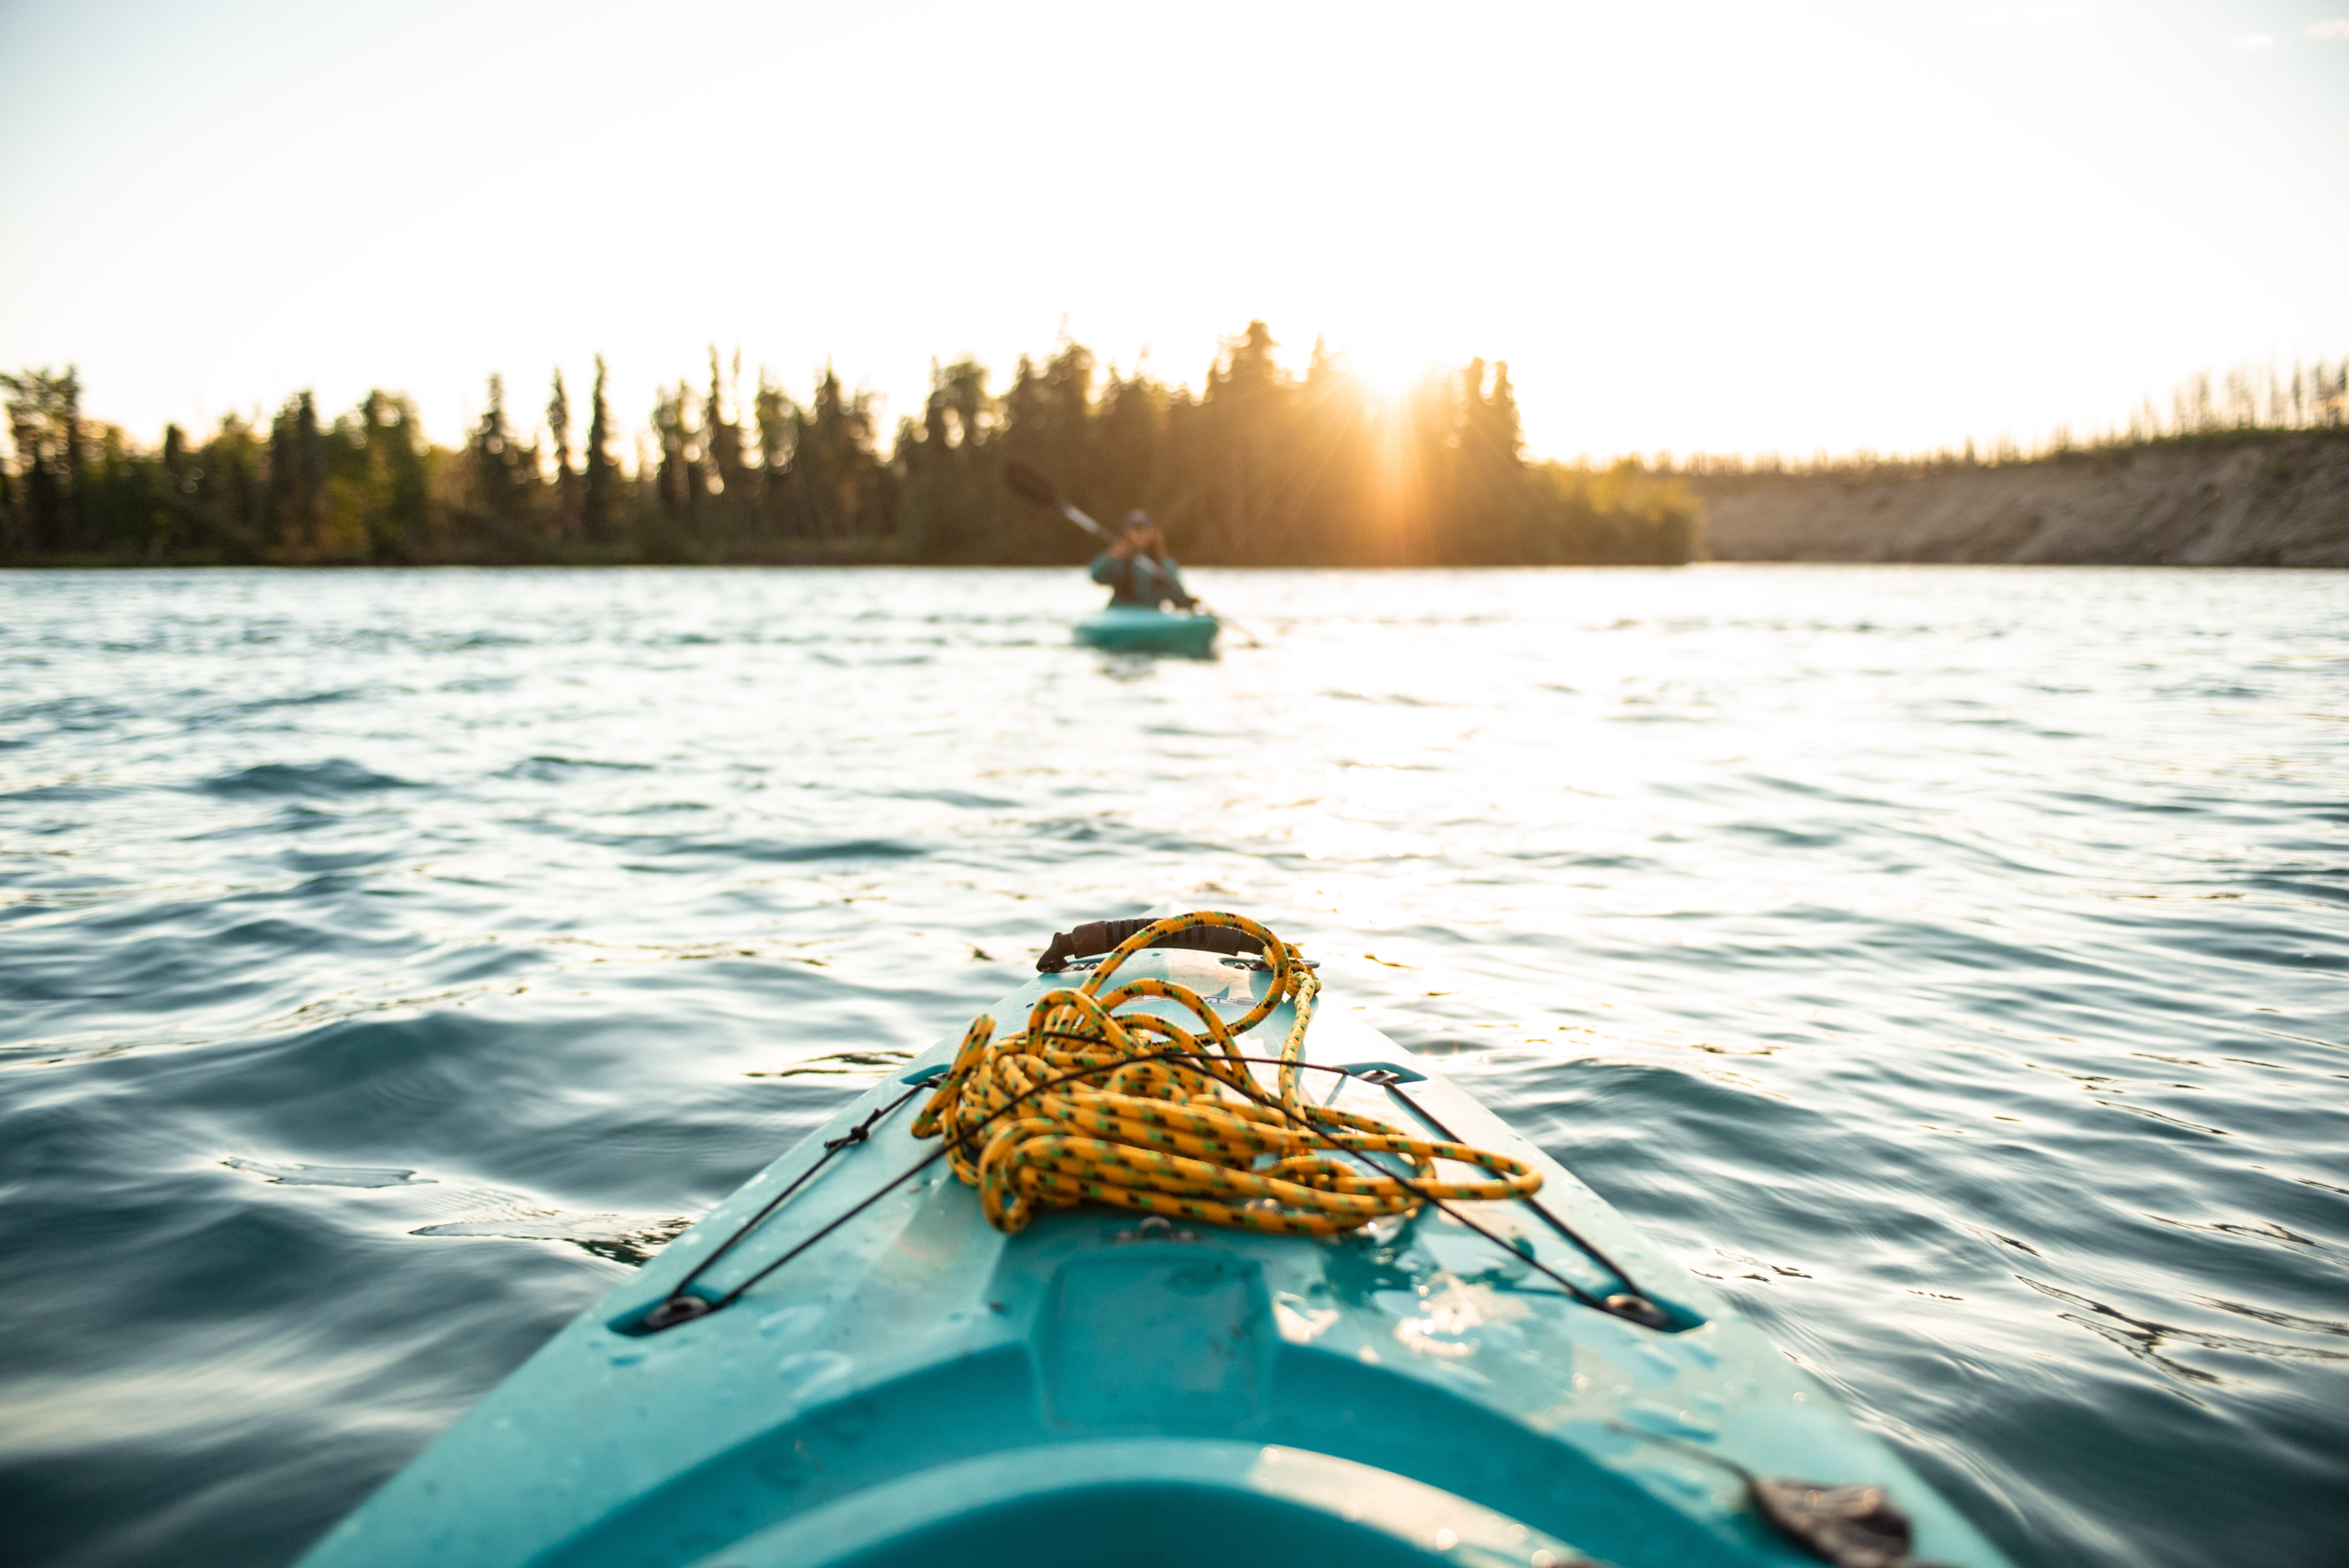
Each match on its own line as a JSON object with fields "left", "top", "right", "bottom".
{"left": 910, "top": 911, "right": 1540, "bottom": 1236}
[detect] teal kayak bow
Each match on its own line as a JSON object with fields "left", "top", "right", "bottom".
{"left": 297, "top": 918, "right": 2013, "bottom": 1568}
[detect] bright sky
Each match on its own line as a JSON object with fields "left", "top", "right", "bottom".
{"left": 2, "top": 0, "right": 2344, "bottom": 464}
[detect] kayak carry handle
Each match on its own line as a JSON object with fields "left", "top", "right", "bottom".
{"left": 1038, "top": 918, "right": 1267, "bottom": 972}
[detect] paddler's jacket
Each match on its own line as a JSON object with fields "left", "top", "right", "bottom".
{"left": 1089, "top": 549, "right": 1192, "bottom": 608}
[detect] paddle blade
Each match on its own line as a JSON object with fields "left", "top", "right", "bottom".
{"left": 1002, "top": 462, "right": 1061, "bottom": 508}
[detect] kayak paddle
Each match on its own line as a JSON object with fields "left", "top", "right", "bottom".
{"left": 1003, "top": 460, "right": 1111, "bottom": 542}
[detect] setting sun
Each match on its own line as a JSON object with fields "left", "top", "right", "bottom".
{"left": 1328, "top": 339, "right": 1446, "bottom": 404}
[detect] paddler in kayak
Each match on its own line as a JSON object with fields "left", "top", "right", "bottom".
{"left": 1090, "top": 511, "right": 1196, "bottom": 611}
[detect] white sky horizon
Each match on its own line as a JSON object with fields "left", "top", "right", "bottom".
{"left": 3, "top": 0, "right": 2345, "bottom": 467}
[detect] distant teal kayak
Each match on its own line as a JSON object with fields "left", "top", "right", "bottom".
{"left": 1074, "top": 603, "right": 1219, "bottom": 656}
{"left": 298, "top": 928, "right": 2013, "bottom": 1568}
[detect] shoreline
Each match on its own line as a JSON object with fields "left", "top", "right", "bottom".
{"left": 1687, "top": 428, "right": 2349, "bottom": 568}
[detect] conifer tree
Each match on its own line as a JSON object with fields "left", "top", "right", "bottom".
{"left": 0, "top": 367, "right": 81, "bottom": 552}
{"left": 583, "top": 355, "right": 620, "bottom": 544}
{"left": 267, "top": 390, "right": 324, "bottom": 558}
{"left": 547, "top": 370, "right": 579, "bottom": 542}
{"left": 650, "top": 383, "right": 697, "bottom": 552}
{"left": 469, "top": 374, "right": 537, "bottom": 555}
{"left": 61, "top": 369, "right": 86, "bottom": 550}
{"left": 350, "top": 391, "right": 428, "bottom": 560}
{"left": 792, "top": 364, "right": 884, "bottom": 543}
{"left": 752, "top": 368, "right": 794, "bottom": 543}
{"left": 1286, "top": 338, "right": 1372, "bottom": 562}
{"left": 706, "top": 348, "right": 745, "bottom": 555}
{"left": 161, "top": 422, "right": 190, "bottom": 555}
{"left": 1196, "top": 321, "right": 1291, "bottom": 561}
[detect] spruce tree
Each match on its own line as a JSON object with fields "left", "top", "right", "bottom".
{"left": 1197, "top": 322, "right": 1291, "bottom": 562}
{"left": 547, "top": 370, "right": 579, "bottom": 542}
{"left": 162, "top": 422, "right": 189, "bottom": 555}
{"left": 651, "top": 384, "right": 690, "bottom": 548}
{"left": 59, "top": 368, "right": 86, "bottom": 550}
{"left": 752, "top": 368, "right": 794, "bottom": 542}
{"left": 582, "top": 356, "right": 620, "bottom": 545}
{"left": 1, "top": 367, "right": 80, "bottom": 552}
{"left": 706, "top": 348, "right": 745, "bottom": 555}
{"left": 469, "top": 374, "right": 536, "bottom": 555}
{"left": 266, "top": 390, "right": 324, "bottom": 558}
{"left": 354, "top": 391, "right": 427, "bottom": 561}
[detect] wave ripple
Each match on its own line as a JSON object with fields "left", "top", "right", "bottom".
{"left": 1, "top": 565, "right": 2345, "bottom": 1568}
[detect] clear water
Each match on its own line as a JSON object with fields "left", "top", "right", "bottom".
{"left": 3, "top": 565, "right": 2343, "bottom": 1568}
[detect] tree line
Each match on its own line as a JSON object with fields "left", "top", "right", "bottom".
{"left": 0, "top": 322, "right": 1701, "bottom": 567}
{"left": 1668, "top": 358, "right": 2349, "bottom": 481}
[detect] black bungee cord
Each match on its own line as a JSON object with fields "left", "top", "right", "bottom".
{"left": 641, "top": 1084, "right": 933, "bottom": 1328}
{"left": 640, "top": 1048, "right": 1666, "bottom": 1333}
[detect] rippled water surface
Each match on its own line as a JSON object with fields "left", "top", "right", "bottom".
{"left": 3, "top": 565, "right": 2345, "bottom": 1567}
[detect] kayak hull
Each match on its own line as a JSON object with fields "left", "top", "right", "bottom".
{"left": 1073, "top": 604, "right": 1219, "bottom": 656}
{"left": 298, "top": 949, "right": 2014, "bottom": 1568}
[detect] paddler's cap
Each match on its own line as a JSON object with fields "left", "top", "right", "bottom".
{"left": 1124, "top": 510, "right": 1152, "bottom": 529}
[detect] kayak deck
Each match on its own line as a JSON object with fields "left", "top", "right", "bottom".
{"left": 299, "top": 948, "right": 2011, "bottom": 1568}
{"left": 1074, "top": 604, "right": 1220, "bottom": 656}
